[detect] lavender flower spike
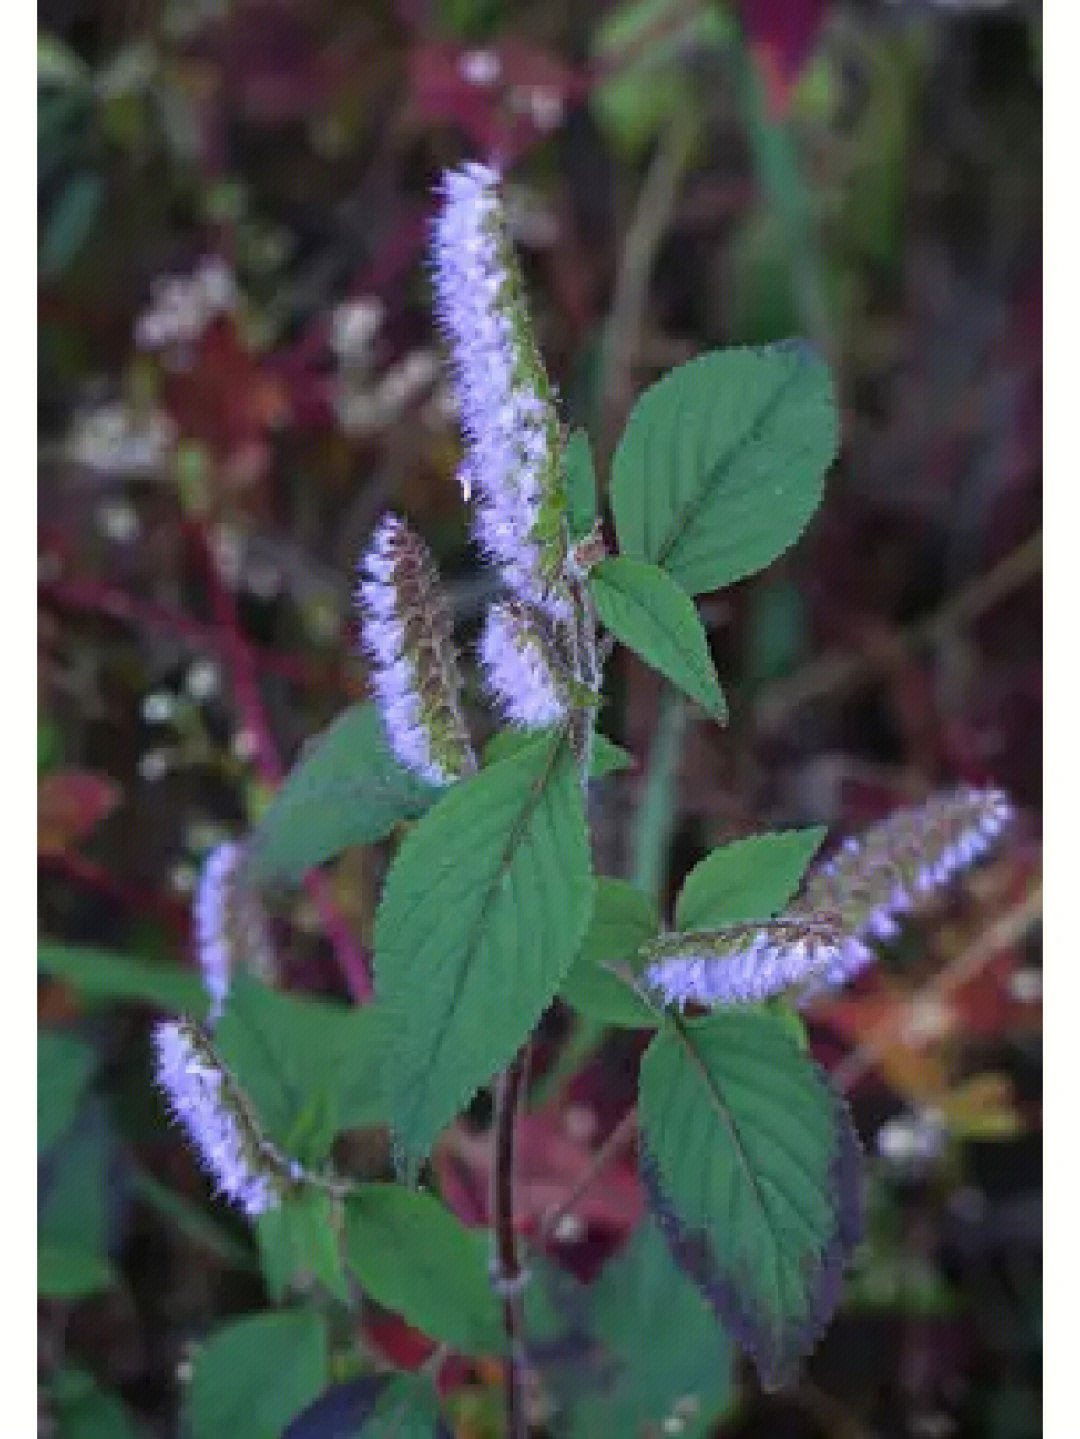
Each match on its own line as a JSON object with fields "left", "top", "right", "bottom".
{"left": 358, "top": 514, "right": 476, "bottom": 787}
{"left": 194, "top": 841, "right": 275, "bottom": 1022}
{"left": 153, "top": 1020, "right": 292, "bottom": 1218}
{"left": 642, "top": 916, "right": 872, "bottom": 1011}
{"left": 431, "top": 163, "right": 570, "bottom": 618}
{"left": 802, "top": 786, "right": 1015, "bottom": 945}
{"left": 479, "top": 599, "right": 571, "bottom": 729}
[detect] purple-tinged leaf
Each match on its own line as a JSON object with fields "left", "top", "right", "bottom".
{"left": 638, "top": 1011, "right": 863, "bottom": 1387}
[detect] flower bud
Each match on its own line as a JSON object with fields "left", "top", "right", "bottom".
{"left": 357, "top": 514, "right": 476, "bottom": 785}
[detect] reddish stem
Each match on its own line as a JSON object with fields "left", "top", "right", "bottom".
{"left": 40, "top": 574, "right": 363, "bottom": 700}
{"left": 186, "top": 520, "right": 374, "bottom": 1001}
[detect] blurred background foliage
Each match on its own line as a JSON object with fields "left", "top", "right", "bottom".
{"left": 39, "top": 0, "right": 1041, "bottom": 1434}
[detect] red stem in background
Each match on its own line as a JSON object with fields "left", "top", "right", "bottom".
{"left": 40, "top": 574, "right": 363, "bottom": 700}
{"left": 185, "top": 519, "right": 374, "bottom": 1002}
{"left": 39, "top": 850, "right": 191, "bottom": 940}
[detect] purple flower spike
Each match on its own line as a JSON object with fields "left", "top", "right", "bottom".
{"left": 357, "top": 514, "right": 476, "bottom": 786}
{"left": 479, "top": 599, "right": 571, "bottom": 729}
{"left": 194, "top": 841, "right": 274, "bottom": 1022}
{"left": 153, "top": 1021, "right": 287, "bottom": 1218}
{"left": 642, "top": 916, "right": 869, "bottom": 1011}
{"left": 802, "top": 786, "right": 1015, "bottom": 945}
{"left": 431, "top": 164, "right": 570, "bottom": 619}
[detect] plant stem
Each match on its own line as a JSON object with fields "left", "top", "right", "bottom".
{"left": 493, "top": 1047, "right": 530, "bottom": 1439}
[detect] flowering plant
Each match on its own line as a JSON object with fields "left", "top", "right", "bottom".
{"left": 147, "top": 166, "right": 1013, "bottom": 1436}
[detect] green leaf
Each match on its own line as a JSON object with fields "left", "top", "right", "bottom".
{"left": 590, "top": 557, "right": 727, "bottom": 721}
{"left": 39, "top": 1031, "right": 96, "bottom": 1154}
{"left": 591, "top": 0, "right": 733, "bottom": 156}
{"left": 185, "top": 1310, "right": 328, "bottom": 1439}
{"left": 374, "top": 729, "right": 592, "bottom": 1161}
{"left": 39, "top": 1119, "right": 114, "bottom": 1301}
{"left": 40, "top": 171, "right": 104, "bottom": 278}
{"left": 215, "top": 974, "right": 384, "bottom": 1161}
{"left": 256, "top": 1189, "right": 348, "bottom": 1304}
{"left": 674, "top": 827, "right": 826, "bottom": 930}
{"left": 560, "top": 878, "right": 660, "bottom": 1028}
{"left": 247, "top": 704, "right": 440, "bottom": 887}
{"left": 344, "top": 1185, "right": 502, "bottom": 1353}
{"left": 590, "top": 734, "right": 634, "bottom": 777}
{"left": 610, "top": 345, "right": 838, "bottom": 596}
{"left": 38, "top": 942, "right": 209, "bottom": 1018}
{"left": 638, "top": 1011, "right": 863, "bottom": 1387}
{"left": 49, "top": 1367, "right": 139, "bottom": 1439}
{"left": 38, "top": 1244, "right": 115, "bottom": 1299}
{"left": 580, "top": 1218, "right": 735, "bottom": 1437}
{"left": 563, "top": 429, "right": 597, "bottom": 541}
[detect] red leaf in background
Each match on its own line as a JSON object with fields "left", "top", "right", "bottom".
{"left": 361, "top": 1311, "right": 435, "bottom": 1371}
{"left": 200, "top": 1, "right": 361, "bottom": 124}
{"left": 434, "top": 1107, "right": 641, "bottom": 1240}
{"left": 162, "top": 321, "right": 290, "bottom": 463}
{"left": 38, "top": 771, "right": 121, "bottom": 857}
{"left": 738, "top": 0, "right": 829, "bottom": 116}
{"left": 410, "top": 39, "right": 585, "bottom": 164}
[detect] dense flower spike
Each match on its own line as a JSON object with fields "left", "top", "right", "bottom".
{"left": 194, "top": 842, "right": 275, "bottom": 1021}
{"left": 479, "top": 599, "right": 571, "bottom": 729}
{"left": 642, "top": 917, "right": 872, "bottom": 1010}
{"left": 431, "top": 163, "right": 570, "bottom": 618}
{"left": 357, "top": 514, "right": 476, "bottom": 786}
{"left": 153, "top": 1020, "right": 298, "bottom": 1218}
{"left": 802, "top": 787, "right": 1014, "bottom": 944}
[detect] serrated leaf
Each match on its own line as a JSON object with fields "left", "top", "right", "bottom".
{"left": 580, "top": 1218, "right": 735, "bottom": 1437}
{"left": 590, "top": 734, "right": 634, "bottom": 777}
{"left": 38, "top": 942, "right": 209, "bottom": 1018}
{"left": 374, "top": 729, "right": 592, "bottom": 1161}
{"left": 185, "top": 1310, "right": 328, "bottom": 1439}
{"left": 215, "top": 974, "right": 384, "bottom": 1161}
{"left": 639, "top": 1011, "right": 863, "bottom": 1387}
{"left": 610, "top": 345, "right": 838, "bottom": 596}
{"left": 38, "top": 1244, "right": 115, "bottom": 1299}
{"left": 590, "top": 558, "right": 727, "bottom": 721}
{"left": 674, "top": 827, "right": 826, "bottom": 930}
{"left": 560, "top": 878, "right": 660, "bottom": 1028}
{"left": 563, "top": 429, "right": 598, "bottom": 540}
{"left": 343, "top": 1185, "right": 502, "bottom": 1353}
{"left": 256, "top": 1189, "right": 348, "bottom": 1304}
{"left": 247, "top": 704, "right": 440, "bottom": 887}
{"left": 39, "top": 1031, "right": 96, "bottom": 1154}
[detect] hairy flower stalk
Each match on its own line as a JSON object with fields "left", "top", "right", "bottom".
{"left": 194, "top": 841, "right": 275, "bottom": 1022}
{"left": 431, "top": 163, "right": 571, "bottom": 620}
{"left": 802, "top": 787, "right": 1014, "bottom": 944}
{"left": 358, "top": 514, "right": 476, "bottom": 786}
{"left": 643, "top": 916, "right": 873, "bottom": 1010}
{"left": 479, "top": 599, "right": 572, "bottom": 729}
{"left": 153, "top": 1020, "right": 301, "bottom": 1218}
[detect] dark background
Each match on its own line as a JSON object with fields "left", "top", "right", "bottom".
{"left": 38, "top": 1, "right": 1042, "bottom": 1434}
